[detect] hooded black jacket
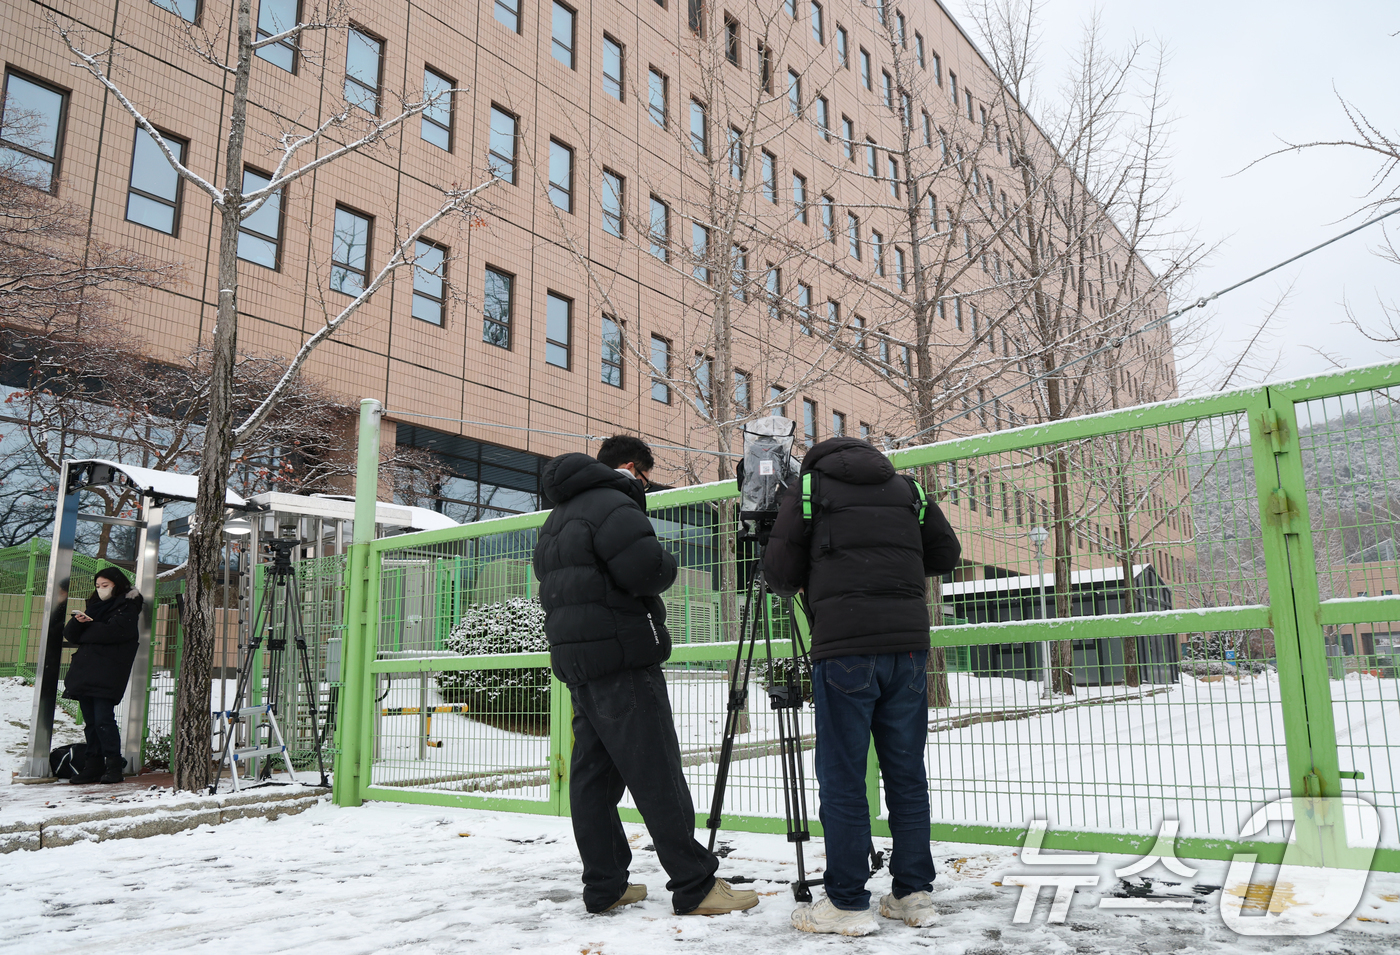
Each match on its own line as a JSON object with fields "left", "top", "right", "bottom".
{"left": 763, "top": 437, "right": 961, "bottom": 660}
{"left": 533, "top": 453, "right": 678, "bottom": 685}
{"left": 62, "top": 587, "right": 144, "bottom": 701}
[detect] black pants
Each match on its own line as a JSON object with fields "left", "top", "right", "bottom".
{"left": 569, "top": 664, "right": 718, "bottom": 914}
{"left": 78, "top": 697, "right": 121, "bottom": 760}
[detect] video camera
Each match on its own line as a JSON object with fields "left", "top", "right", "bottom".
{"left": 737, "top": 415, "right": 798, "bottom": 540}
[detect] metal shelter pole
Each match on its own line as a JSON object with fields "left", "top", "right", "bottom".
{"left": 122, "top": 493, "right": 163, "bottom": 774}
{"left": 22, "top": 462, "right": 81, "bottom": 777}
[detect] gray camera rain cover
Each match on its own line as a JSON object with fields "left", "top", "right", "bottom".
{"left": 739, "top": 416, "right": 797, "bottom": 519}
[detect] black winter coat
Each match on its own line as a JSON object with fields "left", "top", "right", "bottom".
{"left": 763, "top": 437, "right": 961, "bottom": 660}
{"left": 62, "top": 588, "right": 144, "bottom": 701}
{"left": 533, "top": 453, "right": 678, "bottom": 685}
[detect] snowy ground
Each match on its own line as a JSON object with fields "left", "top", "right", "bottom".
{"left": 4, "top": 799, "right": 1400, "bottom": 955}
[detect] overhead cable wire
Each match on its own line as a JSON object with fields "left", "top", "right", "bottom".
{"left": 897, "top": 202, "right": 1400, "bottom": 446}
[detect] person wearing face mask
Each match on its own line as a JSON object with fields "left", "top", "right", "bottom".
{"left": 62, "top": 567, "right": 144, "bottom": 784}
{"left": 533, "top": 435, "right": 758, "bottom": 918}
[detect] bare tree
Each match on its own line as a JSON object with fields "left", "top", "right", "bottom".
{"left": 0, "top": 323, "right": 446, "bottom": 557}
{"left": 52, "top": 2, "right": 496, "bottom": 791}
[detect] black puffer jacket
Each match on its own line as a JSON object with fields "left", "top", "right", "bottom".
{"left": 533, "top": 453, "right": 678, "bottom": 685}
{"left": 62, "top": 588, "right": 144, "bottom": 701}
{"left": 763, "top": 438, "right": 961, "bottom": 660}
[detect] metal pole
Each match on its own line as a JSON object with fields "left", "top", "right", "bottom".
{"left": 333, "top": 398, "right": 382, "bottom": 806}
{"left": 22, "top": 462, "right": 80, "bottom": 777}
{"left": 122, "top": 494, "right": 163, "bottom": 775}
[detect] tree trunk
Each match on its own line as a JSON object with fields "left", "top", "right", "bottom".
{"left": 173, "top": 0, "right": 253, "bottom": 792}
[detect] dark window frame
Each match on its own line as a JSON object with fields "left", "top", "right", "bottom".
{"left": 421, "top": 66, "right": 454, "bottom": 151}
{"left": 330, "top": 203, "right": 374, "bottom": 296}
{"left": 0, "top": 69, "right": 69, "bottom": 194}
{"left": 545, "top": 289, "right": 572, "bottom": 369}
{"left": 411, "top": 238, "right": 448, "bottom": 326}
{"left": 344, "top": 25, "right": 384, "bottom": 115}
{"left": 482, "top": 265, "right": 515, "bottom": 348}
{"left": 236, "top": 166, "right": 283, "bottom": 270}
{"left": 125, "top": 125, "right": 187, "bottom": 236}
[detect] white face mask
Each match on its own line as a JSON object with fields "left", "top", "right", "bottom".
{"left": 95, "top": 583, "right": 115, "bottom": 600}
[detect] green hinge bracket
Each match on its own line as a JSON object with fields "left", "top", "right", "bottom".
{"left": 1267, "top": 489, "right": 1297, "bottom": 532}
{"left": 1259, "top": 407, "right": 1289, "bottom": 454}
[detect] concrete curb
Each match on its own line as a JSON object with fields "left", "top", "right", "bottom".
{"left": 0, "top": 786, "right": 329, "bottom": 853}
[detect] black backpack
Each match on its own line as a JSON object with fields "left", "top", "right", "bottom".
{"left": 50, "top": 742, "right": 87, "bottom": 779}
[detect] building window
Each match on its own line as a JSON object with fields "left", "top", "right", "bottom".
{"left": 836, "top": 26, "right": 849, "bottom": 67}
{"left": 762, "top": 150, "right": 778, "bottom": 203}
{"left": 871, "top": 230, "right": 883, "bottom": 275}
{"left": 728, "top": 126, "right": 744, "bottom": 179}
{"left": 492, "top": 0, "right": 523, "bottom": 30}
{"left": 545, "top": 291, "right": 571, "bottom": 368}
{"left": 548, "top": 139, "right": 574, "bottom": 211}
{"left": 882, "top": 70, "right": 893, "bottom": 108}
{"left": 734, "top": 370, "right": 751, "bottom": 412}
{"left": 841, "top": 116, "right": 855, "bottom": 161}
{"left": 859, "top": 48, "right": 872, "bottom": 90}
{"left": 603, "top": 34, "right": 625, "bottom": 99}
{"left": 896, "top": 10, "right": 907, "bottom": 45}
{"left": 411, "top": 240, "right": 446, "bottom": 325}
{"left": 344, "top": 27, "right": 382, "bottom": 114}
{"left": 0, "top": 71, "right": 67, "bottom": 192}
{"left": 126, "top": 127, "right": 185, "bottom": 235}
{"left": 731, "top": 246, "right": 748, "bottom": 301}
{"left": 758, "top": 41, "right": 773, "bottom": 92}
{"left": 692, "top": 221, "right": 710, "bottom": 283}
{"left": 879, "top": 337, "right": 891, "bottom": 372}
{"left": 152, "top": 0, "right": 199, "bottom": 22}
{"left": 236, "top": 169, "right": 281, "bottom": 268}
{"left": 649, "top": 195, "right": 669, "bottom": 261}
{"left": 852, "top": 314, "right": 866, "bottom": 350}
{"left": 966, "top": 89, "right": 975, "bottom": 121}
{"left": 865, "top": 138, "right": 879, "bottom": 178}
{"left": 770, "top": 385, "right": 787, "bottom": 416}
{"left": 788, "top": 70, "right": 802, "bottom": 115}
{"left": 690, "top": 99, "right": 708, "bottom": 154}
{"left": 979, "top": 105, "right": 988, "bottom": 129}
{"left": 832, "top": 411, "right": 845, "bottom": 437}
{"left": 765, "top": 266, "right": 781, "bottom": 320}
{"left": 551, "top": 1, "right": 576, "bottom": 67}
{"left": 821, "top": 194, "right": 835, "bottom": 243}
{"left": 255, "top": 0, "right": 299, "bottom": 72}
{"left": 488, "top": 105, "right": 517, "bottom": 183}
{"left": 811, "top": 1, "right": 824, "bottom": 43}
{"left": 648, "top": 68, "right": 668, "bottom": 127}
{"left": 330, "top": 206, "right": 372, "bottom": 295}
{"left": 847, "top": 212, "right": 860, "bottom": 259}
{"left": 651, "top": 335, "right": 671, "bottom": 402}
{"left": 692, "top": 353, "right": 713, "bottom": 413}
{"left": 688, "top": 0, "right": 705, "bottom": 35}
{"left": 421, "top": 68, "right": 453, "bottom": 150}
{"left": 601, "top": 316, "right": 624, "bottom": 387}
{"left": 815, "top": 95, "right": 830, "bottom": 140}
{"left": 895, "top": 247, "right": 907, "bottom": 291}
{"left": 889, "top": 156, "right": 900, "bottom": 198}
{"left": 825, "top": 299, "right": 839, "bottom": 336}
{"left": 860, "top": 422, "right": 871, "bottom": 440}
{"left": 950, "top": 71, "right": 958, "bottom": 105}
{"left": 724, "top": 14, "right": 741, "bottom": 65}
{"left": 932, "top": 51, "right": 942, "bottom": 85}
{"left": 795, "top": 282, "right": 812, "bottom": 324}
{"left": 601, "top": 168, "right": 625, "bottom": 237}
{"left": 792, "top": 172, "right": 807, "bottom": 222}
{"left": 483, "top": 267, "right": 513, "bottom": 347}
{"left": 803, "top": 398, "right": 817, "bottom": 447}
{"left": 915, "top": 32, "right": 925, "bottom": 69}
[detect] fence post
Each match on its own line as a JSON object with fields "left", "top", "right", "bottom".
{"left": 1251, "top": 390, "right": 1343, "bottom": 801}
{"left": 550, "top": 674, "right": 573, "bottom": 816}
{"left": 333, "top": 398, "right": 382, "bottom": 807}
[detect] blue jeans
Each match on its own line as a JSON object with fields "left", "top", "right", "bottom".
{"left": 812, "top": 651, "right": 935, "bottom": 910}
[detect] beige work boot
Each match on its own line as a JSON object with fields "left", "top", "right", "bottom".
{"left": 879, "top": 890, "right": 939, "bottom": 927}
{"left": 603, "top": 884, "right": 648, "bottom": 912}
{"left": 684, "top": 879, "right": 760, "bottom": 915}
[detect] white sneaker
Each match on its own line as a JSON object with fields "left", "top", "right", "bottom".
{"left": 790, "top": 897, "right": 879, "bottom": 936}
{"left": 879, "top": 890, "right": 939, "bottom": 927}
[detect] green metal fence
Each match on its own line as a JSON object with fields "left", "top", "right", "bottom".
{"left": 332, "top": 362, "right": 1400, "bottom": 873}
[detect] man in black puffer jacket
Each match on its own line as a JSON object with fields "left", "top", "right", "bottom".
{"left": 62, "top": 567, "right": 144, "bottom": 784}
{"left": 764, "top": 437, "right": 961, "bottom": 935}
{"left": 534, "top": 436, "right": 757, "bottom": 917}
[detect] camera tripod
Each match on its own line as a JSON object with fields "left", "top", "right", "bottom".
{"left": 210, "top": 539, "right": 329, "bottom": 794}
{"left": 704, "top": 526, "right": 884, "bottom": 902}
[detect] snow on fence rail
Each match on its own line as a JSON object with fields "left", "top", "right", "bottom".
{"left": 334, "top": 362, "right": 1400, "bottom": 871}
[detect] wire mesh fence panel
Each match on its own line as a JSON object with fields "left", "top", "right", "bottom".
{"left": 897, "top": 407, "right": 1287, "bottom": 842}
{"left": 1296, "top": 386, "right": 1400, "bottom": 848}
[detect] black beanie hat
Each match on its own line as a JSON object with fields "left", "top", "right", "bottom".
{"left": 94, "top": 567, "right": 131, "bottom": 592}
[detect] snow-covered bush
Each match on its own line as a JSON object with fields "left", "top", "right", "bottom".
{"left": 1180, "top": 630, "right": 1272, "bottom": 676}
{"left": 436, "top": 597, "right": 551, "bottom": 734}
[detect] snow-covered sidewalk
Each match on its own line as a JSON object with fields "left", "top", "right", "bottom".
{"left": 3, "top": 800, "right": 1398, "bottom": 955}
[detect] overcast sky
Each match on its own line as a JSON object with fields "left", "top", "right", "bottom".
{"left": 937, "top": 0, "right": 1398, "bottom": 391}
